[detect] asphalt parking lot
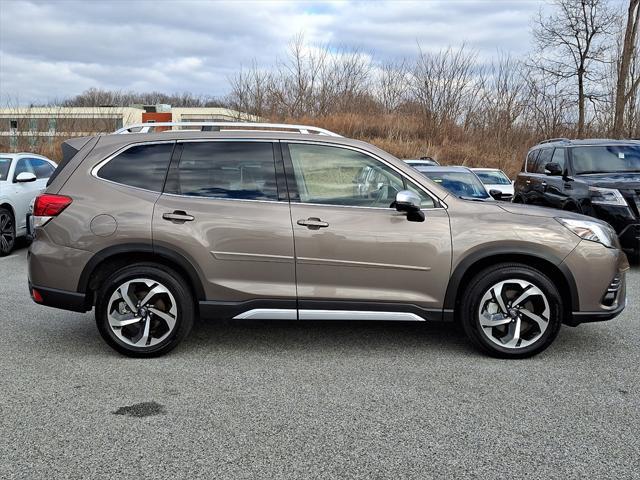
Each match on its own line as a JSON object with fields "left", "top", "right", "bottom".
{"left": 0, "top": 246, "right": 638, "bottom": 480}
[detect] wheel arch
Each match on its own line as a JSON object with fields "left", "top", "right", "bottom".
{"left": 77, "top": 243, "right": 206, "bottom": 306}
{"left": 0, "top": 202, "right": 16, "bottom": 218}
{"left": 445, "top": 248, "right": 579, "bottom": 316}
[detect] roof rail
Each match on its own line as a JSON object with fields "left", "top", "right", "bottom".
{"left": 113, "top": 122, "right": 341, "bottom": 137}
{"left": 538, "top": 137, "right": 570, "bottom": 145}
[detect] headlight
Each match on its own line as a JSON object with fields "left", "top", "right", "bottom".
{"left": 589, "top": 187, "right": 628, "bottom": 206}
{"left": 556, "top": 217, "right": 618, "bottom": 248}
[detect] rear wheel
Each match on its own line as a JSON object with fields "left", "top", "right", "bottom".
{"left": 460, "top": 263, "right": 563, "bottom": 358}
{"left": 95, "top": 263, "right": 194, "bottom": 357}
{"left": 0, "top": 208, "right": 16, "bottom": 256}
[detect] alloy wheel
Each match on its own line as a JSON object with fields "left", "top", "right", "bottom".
{"left": 0, "top": 212, "right": 15, "bottom": 254}
{"left": 478, "top": 279, "right": 550, "bottom": 349}
{"left": 107, "top": 278, "right": 178, "bottom": 348}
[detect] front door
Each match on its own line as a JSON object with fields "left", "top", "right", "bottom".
{"left": 153, "top": 140, "right": 297, "bottom": 318}
{"left": 283, "top": 142, "right": 452, "bottom": 321}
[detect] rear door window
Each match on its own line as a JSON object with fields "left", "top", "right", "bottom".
{"left": 167, "top": 142, "right": 278, "bottom": 201}
{"left": 0, "top": 158, "right": 11, "bottom": 181}
{"left": 98, "top": 143, "right": 174, "bottom": 192}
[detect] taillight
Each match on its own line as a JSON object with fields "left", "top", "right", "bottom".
{"left": 33, "top": 194, "right": 72, "bottom": 217}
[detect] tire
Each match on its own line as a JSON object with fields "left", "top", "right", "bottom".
{"left": 512, "top": 195, "right": 524, "bottom": 204}
{"left": 460, "top": 263, "right": 563, "bottom": 359}
{"left": 0, "top": 207, "right": 16, "bottom": 257}
{"left": 95, "top": 263, "right": 194, "bottom": 357}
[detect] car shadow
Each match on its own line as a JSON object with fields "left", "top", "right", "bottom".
{"left": 181, "top": 318, "right": 472, "bottom": 356}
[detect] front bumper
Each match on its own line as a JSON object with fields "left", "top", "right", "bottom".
{"left": 561, "top": 241, "right": 629, "bottom": 326}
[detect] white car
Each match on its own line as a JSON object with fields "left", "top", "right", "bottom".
{"left": 0, "top": 153, "right": 57, "bottom": 256}
{"left": 471, "top": 168, "right": 514, "bottom": 200}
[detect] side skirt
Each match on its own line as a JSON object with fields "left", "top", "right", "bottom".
{"left": 198, "top": 299, "right": 449, "bottom": 322}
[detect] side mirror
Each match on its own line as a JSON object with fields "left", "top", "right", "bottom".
{"left": 15, "top": 172, "right": 37, "bottom": 183}
{"left": 545, "top": 162, "right": 563, "bottom": 176}
{"left": 489, "top": 189, "right": 503, "bottom": 200}
{"left": 393, "top": 190, "right": 425, "bottom": 222}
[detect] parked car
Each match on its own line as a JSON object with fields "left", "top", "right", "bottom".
{"left": 513, "top": 139, "right": 640, "bottom": 257}
{"left": 0, "top": 153, "right": 57, "bottom": 255}
{"left": 28, "top": 122, "right": 628, "bottom": 359}
{"left": 471, "top": 168, "right": 514, "bottom": 200}
{"left": 404, "top": 157, "right": 440, "bottom": 167}
{"left": 412, "top": 166, "right": 495, "bottom": 201}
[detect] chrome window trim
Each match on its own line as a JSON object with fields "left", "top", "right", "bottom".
{"left": 283, "top": 140, "right": 447, "bottom": 210}
{"left": 91, "top": 139, "right": 283, "bottom": 199}
{"left": 90, "top": 138, "right": 447, "bottom": 210}
{"left": 91, "top": 140, "right": 176, "bottom": 195}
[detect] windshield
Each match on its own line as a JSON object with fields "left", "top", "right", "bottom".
{"left": 572, "top": 145, "right": 640, "bottom": 174}
{"left": 0, "top": 158, "right": 11, "bottom": 181}
{"left": 419, "top": 170, "right": 490, "bottom": 199}
{"left": 475, "top": 170, "right": 511, "bottom": 185}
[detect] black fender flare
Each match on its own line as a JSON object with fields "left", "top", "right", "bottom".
{"left": 77, "top": 243, "right": 206, "bottom": 300}
{"left": 444, "top": 244, "right": 580, "bottom": 312}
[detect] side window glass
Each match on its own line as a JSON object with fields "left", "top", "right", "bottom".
{"left": 29, "top": 159, "right": 55, "bottom": 179}
{"left": 525, "top": 150, "right": 539, "bottom": 172}
{"left": 13, "top": 158, "right": 32, "bottom": 180}
{"left": 535, "top": 149, "right": 553, "bottom": 174}
{"left": 405, "top": 178, "right": 435, "bottom": 208}
{"left": 171, "top": 142, "right": 278, "bottom": 201}
{"left": 287, "top": 143, "right": 434, "bottom": 208}
{"left": 98, "top": 143, "right": 173, "bottom": 192}
{"left": 551, "top": 148, "right": 565, "bottom": 171}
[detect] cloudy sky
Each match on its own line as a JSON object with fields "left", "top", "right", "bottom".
{"left": 1, "top": 0, "right": 554, "bottom": 105}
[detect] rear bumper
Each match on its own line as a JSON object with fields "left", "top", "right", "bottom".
{"left": 29, "top": 282, "right": 91, "bottom": 313}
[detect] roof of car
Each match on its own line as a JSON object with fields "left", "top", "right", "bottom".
{"left": 470, "top": 167, "right": 505, "bottom": 172}
{"left": 532, "top": 138, "right": 640, "bottom": 149}
{"left": 0, "top": 152, "right": 51, "bottom": 158}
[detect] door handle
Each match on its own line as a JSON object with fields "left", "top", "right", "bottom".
{"left": 162, "top": 211, "right": 194, "bottom": 223}
{"left": 297, "top": 217, "right": 329, "bottom": 229}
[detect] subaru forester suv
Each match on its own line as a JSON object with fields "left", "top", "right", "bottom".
{"left": 28, "top": 123, "right": 629, "bottom": 358}
{"left": 513, "top": 139, "right": 640, "bottom": 257}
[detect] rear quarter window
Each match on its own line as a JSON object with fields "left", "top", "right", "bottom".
{"left": 97, "top": 143, "right": 174, "bottom": 192}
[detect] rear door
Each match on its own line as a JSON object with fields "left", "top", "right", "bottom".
{"left": 283, "top": 142, "right": 452, "bottom": 319}
{"left": 153, "top": 140, "right": 297, "bottom": 317}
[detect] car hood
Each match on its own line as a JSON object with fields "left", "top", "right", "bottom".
{"left": 576, "top": 173, "right": 640, "bottom": 189}
{"left": 497, "top": 202, "right": 591, "bottom": 221}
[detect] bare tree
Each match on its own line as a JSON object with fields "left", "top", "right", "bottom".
{"left": 613, "top": 0, "right": 640, "bottom": 137}
{"left": 531, "top": 0, "right": 617, "bottom": 137}
{"left": 411, "top": 45, "right": 477, "bottom": 138}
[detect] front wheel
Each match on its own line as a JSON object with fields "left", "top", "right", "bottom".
{"left": 95, "top": 263, "right": 194, "bottom": 357}
{"left": 460, "top": 263, "right": 563, "bottom": 358}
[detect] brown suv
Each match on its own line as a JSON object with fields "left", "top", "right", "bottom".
{"left": 28, "top": 123, "right": 629, "bottom": 358}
